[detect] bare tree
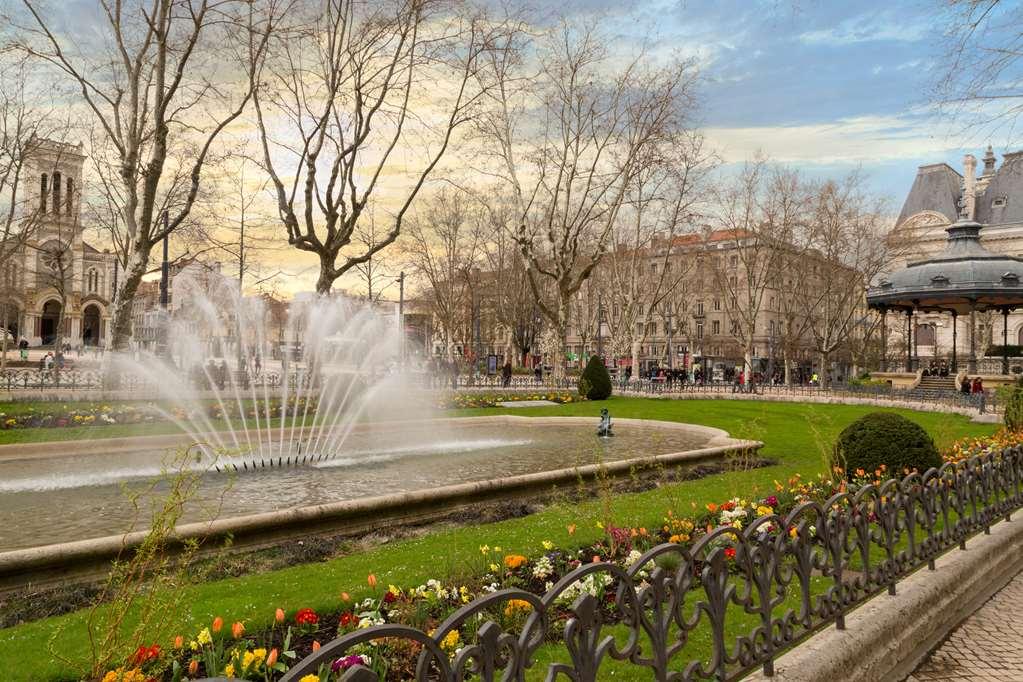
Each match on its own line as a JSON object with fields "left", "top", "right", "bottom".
{"left": 794, "top": 173, "right": 890, "bottom": 387}
{"left": 252, "top": 0, "right": 507, "bottom": 296}
{"left": 477, "top": 20, "right": 698, "bottom": 377}
{"left": 351, "top": 212, "right": 398, "bottom": 303}
{"left": 608, "top": 134, "right": 708, "bottom": 375}
{"left": 403, "top": 190, "right": 482, "bottom": 360}
{"left": 707, "top": 158, "right": 786, "bottom": 384}
{"left": 0, "top": 57, "right": 66, "bottom": 366}
{"left": 11, "top": 0, "right": 280, "bottom": 351}
{"left": 933, "top": 0, "right": 1023, "bottom": 140}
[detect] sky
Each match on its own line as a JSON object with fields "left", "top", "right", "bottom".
{"left": 576, "top": 0, "right": 1007, "bottom": 207}
{"left": 19, "top": 0, "right": 1020, "bottom": 296}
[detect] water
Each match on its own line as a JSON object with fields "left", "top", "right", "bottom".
{"left": 0, "top": 421, "right": 710, "bottom": 550}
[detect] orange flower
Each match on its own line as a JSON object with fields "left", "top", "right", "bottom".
{"left": 231, "top": 621, "right": 245, "bottom": 639}
{"left": 592, "top": 555, "right": 601, "bottom": 563}
{"left": 267, "top": 649, "right": 279, "bottom": 667}
{"left": 567, "top": 524, "right": 576, "bottom": 535}
{"left": 275, "top": 608, "right": 285, "bottom": 624}
{"left": 212, "top": 616, "right": 223, "bottom": 633}
{"left": 173, "top": 635, "right": 184, "bottom": 649}
{"left": 503, "top": 554, "right": 528, "bottom": 570}
{"left": 312, "top": 640, "right": 321, "bottom": 651}
{"left": 340, "top": 592, "right": 350, "bottom": 602}
{"left": 706, "top": 502, "right": 719, "bottom": 513}
{"left": 367, "top": 573, "right": 378, "bottom": 589}
{"left": 188, "top": 659, "right": 199, "bottom": 676}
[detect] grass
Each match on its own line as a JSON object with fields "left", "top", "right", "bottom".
{"left": 0, "top": 397, "right": 996, "bottom": 681}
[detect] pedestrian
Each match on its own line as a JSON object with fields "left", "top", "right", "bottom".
{"left": 218, "top": 359, "right": 228, "bottom": 390}
{"left": 501, "top": 360, "right": 512, "bottom": 388}
{"left": 625, "top": 365, "right": 632, "bottom": 381}
{"left": 254, "top": 354, "right": 261, "bottom": 376}
{"left": 971, "top": 377, "right": 982, "bottom": 394}
{"left": 961, "top": 377, "right": 971, "bottom": 394}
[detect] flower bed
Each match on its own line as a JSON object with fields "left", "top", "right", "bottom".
{"left": 93, "top": 428, "right": 1023, "bottom": 681}
{"left": 441, "top": 392, "right": 578, "bottom": 410}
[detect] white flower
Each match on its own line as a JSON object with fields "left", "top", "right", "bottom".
{"left": 532, "top": 556, "right": 554, "bottom": 580}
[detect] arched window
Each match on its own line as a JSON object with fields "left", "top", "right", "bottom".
{"left": 916, "top": 323, "right": 936, "bottom": 346}
{"left": 52, "top": 172, "right": 61, "bottom": 215}
{"left": 87, "top": 268, "right": 98, "bottom": 294}
{"left": 40, "top": 174, "right": 48, "bottom": 212}
{"left": 66, "top": 177, "right": 74, "bottom": 216}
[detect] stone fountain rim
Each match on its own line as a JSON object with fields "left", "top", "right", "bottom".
{"left": 0, "top": 415, "right": 733, "bottom": 463}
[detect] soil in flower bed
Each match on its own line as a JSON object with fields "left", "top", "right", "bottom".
{"left": 0, "top": 456, "right": 773, "bottom": 629}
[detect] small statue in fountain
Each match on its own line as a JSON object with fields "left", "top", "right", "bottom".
{"left": 597, "top": 408, "right": 614, "bottom": 437}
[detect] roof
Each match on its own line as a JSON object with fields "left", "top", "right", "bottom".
{"left": 897, "top": 163, "right": 962, "bottom": 227}
{"left": 975, "top": 152, "right": 1023, "bottom": 225}
{"left": 867, "top": 217, "right": 1023, "bottom": 313}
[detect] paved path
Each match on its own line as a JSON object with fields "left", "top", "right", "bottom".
{"left": 908, "top": 569, "right": 1023, "bottom": 681}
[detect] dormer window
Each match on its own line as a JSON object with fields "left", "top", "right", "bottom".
{"left": 931, "top": 275, "right": 949, "bottom": 286}
{"left": 993, "top": 195, "right": 1008, "bottom": 208}
{"left": 1002, "top": 272, "right": 1020, "bottom": 286}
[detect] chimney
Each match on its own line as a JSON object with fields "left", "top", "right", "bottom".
{"left": 963, "top": 154, "right": 977, "bottom": 219}
{"left": 983, "top": 145, "right": 996, "bottom": 176}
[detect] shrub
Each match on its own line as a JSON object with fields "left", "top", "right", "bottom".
{"left": 1005, "top": 378, "right": 1023, "bottom": 431}
{"left": 833, "top": 412, "right": 942, "bottom": 477}
{"left": 579, "top": 356, "right": 612, "bottom": 400}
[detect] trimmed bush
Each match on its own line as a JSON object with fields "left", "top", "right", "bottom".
{"left": 579, "top": 355, "right": 612, "bottom": 400}
{"left": 833, "top": 412, "right": 942, "bottom": 477}
{"left": 1005, "top": 378, "right": 1023, "bottom": 431}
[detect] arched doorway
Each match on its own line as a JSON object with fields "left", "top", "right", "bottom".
{"left": 82, "top": 304, "right": 101, "bottom": 347}
{"left": 40, "top": 300, "right": 61, "bottom": 346}
{"left": 0, "top": 302, "right": 19, "bottom": 342}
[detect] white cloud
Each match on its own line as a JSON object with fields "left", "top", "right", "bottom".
{"left": 798, "top": 11, "right": 928, "bottom": 46}
{"left": 704, "top": 113, "right": 980, "bottom": 165}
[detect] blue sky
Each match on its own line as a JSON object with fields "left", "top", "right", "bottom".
{"left": 561, "top": 0, "right": 1012, "bottom": 210}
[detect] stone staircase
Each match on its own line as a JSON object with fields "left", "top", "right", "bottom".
{"left": 907, "top": 375, "right": 960, "bottom": 400}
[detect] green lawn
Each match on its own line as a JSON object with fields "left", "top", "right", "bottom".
{"left": 0, "top": 397, "right": 996, "bottom": 681}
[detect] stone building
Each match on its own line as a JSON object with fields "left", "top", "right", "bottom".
{"left": 0, "top": 139, "right": 117, "bottom": 348}
{"left": 885, "top": 147, "right": 1023, "bottom": 370}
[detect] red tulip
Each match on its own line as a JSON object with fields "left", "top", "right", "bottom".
{"left": 212, "top": 616, "right": 223, "bottom": 633}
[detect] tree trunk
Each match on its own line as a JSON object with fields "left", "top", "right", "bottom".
{"left": 554, "top": 294, "right": 570, "bottom": 380}
{"left": 631, "top": 339, "right": 641, "bottom": 380}
{"left": 783, "top": 349, "right": 791, "bottom": 387}
{"left": 315, "top": 257, "right": 334, "bottom": 296}
{"left": 108, "top": 247, "right": 150, "bottom": 351}
{"left": 820, "top": 350, "right": 831, "bottom": 388}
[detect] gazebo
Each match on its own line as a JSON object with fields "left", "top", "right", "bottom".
{"left": 867, "top": 215, "right": 1023, "bottom": 379}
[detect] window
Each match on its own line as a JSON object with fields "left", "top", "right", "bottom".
{"left": 40, "top": 174, "right": 48, "bottom": 212}
{"left": 731, "top": 321, "right": 740, "bottom": 335}
{"left": 52, "top": 172, "right": 61, "bottom": 215}
{"left": 66, "top": 177, "right": 74, "bottom": 216}
{"left": 87, "top": 268, "right": 99, "bottom": 294}
{"left": 697, "top": 322, "right": 704, "bottom": 339}
{"left": 713, "top": 298, "right": 721, "bottom": 311}
{"left": 729, "top": 255, "right": 738, "bottom": 268}
{"left": 994, "top": 196, "right": 1008, "bottom": 208}
{"left": 712, "top": 320, "right": 720, "bottom": 335}
{"left": 696, "top": 301, "right": 704, "bottom": 316}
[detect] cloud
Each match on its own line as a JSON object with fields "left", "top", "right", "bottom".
{"left": 704, "top": 113, "right": 977, "bottom": 165}
{"left": 798, "top": 10, "right": 929, "bottom": 46}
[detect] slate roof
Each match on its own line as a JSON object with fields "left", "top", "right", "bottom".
{"left": 975, "top": 152, "right": 1023, "bottom": 225}
{"left": 896, "top": 163, "right": 962, "bottom": 226}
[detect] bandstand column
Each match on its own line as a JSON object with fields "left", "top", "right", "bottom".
{"left": 905, "top": 309, "right": 913, "bottom": 372}
{"left": 951, "top": 311, "right": 958, "bottom": 372}
{"left": 1003, "top": 307, "right": 1010, "bottom": 375}
{"left": 969, "top": 306, "right": 977, "bottom": 374}
{"left": 880, "top": 308, "right": 887, "bottom": 372}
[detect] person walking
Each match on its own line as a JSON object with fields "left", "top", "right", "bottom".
{"left": 501, "top": 360, "right": 512, "bottom": 388}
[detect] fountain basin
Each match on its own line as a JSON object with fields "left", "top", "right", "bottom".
{"left": 0, "top": 416, "right": 759, "bottom": 592}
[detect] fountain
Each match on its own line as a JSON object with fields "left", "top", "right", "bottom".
{"left": 0, "top": 269, "right": 750, "bottom": 553}
{"left": 597, "top": 408, "right": 614, "bottom": 438}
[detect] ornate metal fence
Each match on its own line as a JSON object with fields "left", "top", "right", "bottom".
{"left": 272, "top": 446, "right": 1023, "bottom": 681}
{"left": 434, "top": 374, "right": 994, "bottom": 411}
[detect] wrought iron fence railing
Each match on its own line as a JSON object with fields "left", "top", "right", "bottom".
{"left": 271, "top": 446, "right": 1023, "bottom": 681}
{"left": 428, "top": 374, "right": 996, "bottom": 412}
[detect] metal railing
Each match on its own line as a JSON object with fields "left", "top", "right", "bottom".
{"left": 431, "top": 374, "right": 996, "bottom": 412}
{"left": 274, "top": 446, "right": 1023, "bottom": 681}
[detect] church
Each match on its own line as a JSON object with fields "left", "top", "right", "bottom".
{"left": 887, "top": 146, "right": 1023, "bottom": 369}
{"left": 1, "top": 139, "right": 117, "bottom": 348}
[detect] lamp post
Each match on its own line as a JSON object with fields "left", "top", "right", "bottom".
{"left": 666, "top": 306, "right": 674, "bottom": 371}
{"left": 597, "top": 297, "right": 604, "bottom": 362}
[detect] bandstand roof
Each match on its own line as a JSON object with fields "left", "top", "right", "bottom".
{"left": 867, "top": 217, "right": 1023, "bottom": 314}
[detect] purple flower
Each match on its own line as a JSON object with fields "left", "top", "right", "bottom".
{"left": 765, "top": 496, "right": 778, "bottom": 507}
{"left": 332, "top": 655, "right": 367, "bottom": 672}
